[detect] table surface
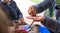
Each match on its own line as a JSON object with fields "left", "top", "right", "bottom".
{"left": 8, "top": 25, "right": 40, "bottom": 33}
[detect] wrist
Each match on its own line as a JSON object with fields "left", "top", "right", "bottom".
{"left": 40, "top": 16, "right": 46, "bottom": 22}
{"left": 41, "top": 16, "right": 47, "bottom": 24}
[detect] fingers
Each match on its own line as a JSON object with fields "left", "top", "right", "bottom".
{"left": 18, "top": 18, "right": 24, "bottom": 24}
{"left": 28, "top": 6, "right": 36, "bottom": 16}
{"left": 26, "top": 16, "right": 34, "bottom": 19}
{"left": 26, "top": 16, "right": 40, "bottom": 22}
{"left": 26, "top": 16, "right": 45, "bottom": 22}
{"left": 28, "top": 7, "right": 32, "bottom": 15}
{"left": 32, "top": 6, "right": 36, "bottom": 16}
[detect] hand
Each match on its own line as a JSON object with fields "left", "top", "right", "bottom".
{"left": 26, "top": 16, "right": 45, "bottom": 22}
{"left": 18, "top": 18, "right": 24, "bottom": 23}
{"left": 28, "top": 6, "right": 36, "bottom": 16}
{"left": 18, "top": 18, "right": 27, "bottom": 25}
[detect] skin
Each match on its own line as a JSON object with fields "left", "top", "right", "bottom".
{"left": 4, "top": 0, "right": 11, "bottom": 4}
{"left": 28, "top": 6, "right": 45, "bottom": 22}
{"left": 27, "top": 16, "right": 45, "bottom": 22}
{"left": 28, "top": 6, "right": 36, "bottom": 16}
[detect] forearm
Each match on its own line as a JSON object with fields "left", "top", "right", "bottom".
{"left": 17, "top": 9, "right": 23, "bottom": 19}
{"left": 17, "top": 10, "right": 23, "bottom": 19}
{"left": 34, "top": 0, "right": 52, "bottom": 14}
{"left": 13, "top": 1, "right": 23, "bottom": 19}
{"left": 42, "top": 17, "right": 60, "bottom": 33}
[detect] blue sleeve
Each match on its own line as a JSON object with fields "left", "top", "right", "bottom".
{"left": 34, "top": 0, "right": 53, "bottom": 14}
{"left": 13, "top": 1, "right": 23, "bottom": 19}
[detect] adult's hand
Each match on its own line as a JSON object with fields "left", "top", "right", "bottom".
{"left": 26, "top": 16, "right": 45, "bottom": 22}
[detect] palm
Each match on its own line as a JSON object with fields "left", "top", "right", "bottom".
{"left": 27, "top": 16, "right": 45, "bottom": 22}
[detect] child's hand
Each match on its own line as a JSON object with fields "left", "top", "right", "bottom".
{"left": 18, "top": 18, "right": 27, "bottom": 25}
{"left": 28, "top": 6, "right": 36, "bottom": 16}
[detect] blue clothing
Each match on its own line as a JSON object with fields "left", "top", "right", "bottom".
{"left": 1, "top": 1, "right": 23, "bottom": 20}
{"left": 39, "top": 26, "right": 50, "bottom": 33}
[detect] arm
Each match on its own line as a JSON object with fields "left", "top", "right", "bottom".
{"left": 13, "top": 1, "right": 23, "bottom": 19}
{"left": 42, "top": 17, "right": 60, "bottom": 33}
{"left": 27, "top": 16, "right": 60, "bottom": 33}
{"left": 34, "top": 0, "right": 53, "bottom": 14}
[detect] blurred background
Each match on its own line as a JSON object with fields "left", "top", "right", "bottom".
{"left": 14, "top": 0, "right": 55, "bottom": 25}
{"left": 14, "top": 0, "right": 45, "bottom": 25}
